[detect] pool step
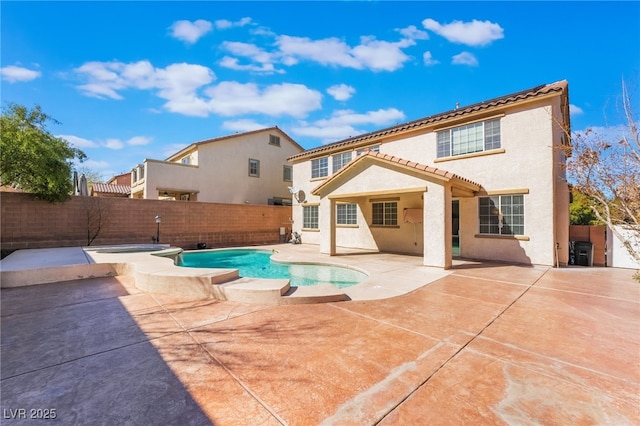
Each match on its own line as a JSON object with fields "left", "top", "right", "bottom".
{"left": 212, "top": 277, "right": 347, "bottom": 304}
{"left": 214, "top": 277, "right": 291, "bottom": 304}
{"left": 281, "top": 284, "right": 347, "bottom": 304}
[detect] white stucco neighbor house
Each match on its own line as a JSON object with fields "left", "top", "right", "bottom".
{"left": 130, "top": 127, "right": 304, "bottom": 205}
{"left": 287, "top": 81, "right": 571, "bottom": 268}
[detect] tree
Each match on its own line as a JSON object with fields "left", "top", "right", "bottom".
{"left": 570, "top": 188, "right": 601, "bottom": 225}
{"left": 0, "top": 103, "right": 86, "bottom": 202}
{"left": 565, "top": 79, "right": 640, "bottom": 272}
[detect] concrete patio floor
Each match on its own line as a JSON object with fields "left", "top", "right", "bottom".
{"left": 1, "top": 245, "right": 638, "bottom": 425}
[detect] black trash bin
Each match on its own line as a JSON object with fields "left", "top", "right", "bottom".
{"left": 574, "top": 241, "right": 593, "bottom": 266}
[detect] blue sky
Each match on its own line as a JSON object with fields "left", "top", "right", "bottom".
{"left": 2, "top": 1, "right": 639, "bottom": 180}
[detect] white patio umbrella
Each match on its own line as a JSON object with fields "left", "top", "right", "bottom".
{"left": 79, "top": 174, "right": 89, "bottom": 196}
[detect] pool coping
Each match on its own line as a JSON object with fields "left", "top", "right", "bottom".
{"left": 0, "top": 244, "right": 453, "bottom": 304}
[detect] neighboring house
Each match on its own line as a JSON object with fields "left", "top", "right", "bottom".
{"left": 287, "top": 81, "right": 571, "bottom": 268}
{"left": 108, "top": 172, "right": 132, "bottom": 187}
{"left": 130, "top": 127, "right": 303, "bottom": 205}
{"left": 91, "top": 172, "right": 131, "bottom": 197}
{"left": 91, "top": 183, "right": 131, "bottom": 197}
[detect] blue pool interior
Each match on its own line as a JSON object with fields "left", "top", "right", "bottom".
{"left": 177, "top": 249, "right": 367, "bottom": 288}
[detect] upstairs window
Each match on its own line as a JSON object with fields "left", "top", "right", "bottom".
{"left": 269, "top": 134, "right": 281, "bottom": 146}
{"left": 283, "top": 165, "right": 292, "bottom": 182}
{"left": 311, "top": 157, "right": 328, "bottom": 179}
{"left": 372, "top": 201, "right": 397, "bottom": 226}
{"left": 437, "top": 118, "right": 501, "bottom": 158}
{"left": 332, "top": 152, "right": 352, "bottom": 173}
{"left": 356, "top": 145, "right": 380, "bottom": 156}
{"left": 139, "top": 165, "right": 145, "bottom": 179}
{"left": 182, "top": 157, "right": 190, "bottom": 165}
{"left": 479, "top": 195, "right": 524, "bottom": 235}
{"left": 248, "top": 159, "right": 260, "bottom": 177}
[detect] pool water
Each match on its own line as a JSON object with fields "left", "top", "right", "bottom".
{"left": 177, "top": 249, "right": 367, "bottom": 288}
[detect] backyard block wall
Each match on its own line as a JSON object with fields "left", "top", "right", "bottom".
{"left": 0, "top": 192, "right": 293, "bottom": 251}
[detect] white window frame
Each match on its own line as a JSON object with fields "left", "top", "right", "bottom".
{"left": 248, "top": 159, "right": 260, "bottom": 177}
{"left": 437, "top": 118, "right": 501, "bottom": 158}
{"left": 283, "top": 165, "right": 292, "bottom": 182}
{"left": 356, "top": 145, "right": 380, "bottom": 156}
{"left": 372, "top": 201, "right": 398, "bottom": 226}
{"left": 303, "top": 205, "right": 319, "bottom": 229}
{"left": 337, "top": 203, "right": 357, "bottom": 225}
{"left": 479, "top": 194, "right": 525, "bottom": 235}
{"left": 311, "top": 157, "right": 328, "bottom": 179}
{"left": 332, "top": 152, "right": 352, "bottom": 173}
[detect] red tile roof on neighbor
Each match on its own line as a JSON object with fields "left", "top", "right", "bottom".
{"left": 312, "top": 150, "right": 482, "bottom": 196}
{"left": 289, "top": 80, "right": 569, "bottom": 162}
{"left": 91, "top": 183, "right": 131, "bottom": 195}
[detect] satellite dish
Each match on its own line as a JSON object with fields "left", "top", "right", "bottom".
{"left": 294, "top": 190, "right": 306, "bottom": 203}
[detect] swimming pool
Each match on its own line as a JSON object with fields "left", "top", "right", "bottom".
{"left": 176, "top": 249, "right": 367, "bottom": 288}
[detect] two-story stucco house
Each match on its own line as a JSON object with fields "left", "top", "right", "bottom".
{"left": 131, "top": 126, "right": 303, "bottom": 205}
{"left": 287, "top": 81, "right": 571, "bottom": 268}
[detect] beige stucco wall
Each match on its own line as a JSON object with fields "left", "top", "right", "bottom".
{"left": 292, "top": 97, "right": 569, "bottom": 267}
{"left": 132, "top": 129, "right": 301, "bottom": 205}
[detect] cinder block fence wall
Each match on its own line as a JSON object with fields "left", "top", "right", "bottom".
{"left": 0, "top": 192, "right": 293, "bottom": 251}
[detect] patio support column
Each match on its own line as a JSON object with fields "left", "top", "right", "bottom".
{"left": 423, "top": 184, "right": 452, "bottom": 268}
{"left": 320, "top": 198, "right": 337, "bottom": 255}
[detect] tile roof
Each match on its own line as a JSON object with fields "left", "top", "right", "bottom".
{"left": 312, "top": 150, "right": 482, "bottom": 196}
{"left": 290, "top": 80, "right": 568, "bottom": 161}
{"left": 92, "top": 183, "right": 131, "bottom": 195}
{"left": 166, "top": 126, "right": 304, "bottom": 162}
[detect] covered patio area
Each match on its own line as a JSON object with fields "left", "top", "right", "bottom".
{"left": 311, "top": 151, "right": 482, "bottom": 268}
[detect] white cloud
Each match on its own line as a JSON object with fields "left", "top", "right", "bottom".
{"left": 327, "top": 84, "right": 355, "bottom": 101}
{"left": 293, "top": 108, "right": 405, "bottom": 144}
{"left": 292, "top": 124, "right": 357, "bottom": 143}
{"left": 452, "top": 51, "right": 479, "bottom": 66}
{"left": 169, "top": 19, "right": 212, "bottom": 44}
{"left": 81, "top": 159, "right": 111, "bottom": 169}
{"left": 352, "top": 36, "right": 415, "bottom": 72}
{"left": 127, "top": 136, "right": 152, "bottom": 146}
{"left": 570, "top": 104, "right": 584, "bottom": 115}
{"left": 154, "top": 63, "right": 216, "bottom": 116}
{"left": 316, "top": 108, "right": 405, "bottom": 127}
{"left": 58, "top": 134, "right": 98, "bottom": 149}
{"left": 222, "top": 41, "right": 275, "bottom": 63}
{"left": 275, "top": 35, "right": 412, "bottom": 72}
{"left": 1, "top": 65, "right": 42, "bottom": 83}
{"left": 219, "top": 42, "right": 283, "bottom": 73}
{"left": 215, "top": 17, "right": 252, "bottom": 30}
{"left": 74, "top": 60, "right": 215, "bottom": 116}
{"left": 397, "top": 25, "right": 429, "bottom": 40}
{"left": 105, "top": 138, "right": 124, "bottom": 150}
{"left": 219, "top": 56, "right": 280, "bottom": 74}
{"left": 74, "top": 60, "right": 322, "bottom": 118}
{"left": 219, "top": 25, "right": 419, "bottom": 73}
{"left": 222, "top": 119, "right": 268, "bottom": 133}
{"left": 423, "top": 51, "right": 440, "bottom": 66}
{"left": 205, "top": 82, "right": 322, "bottom": 118}
{"left": 422, "top": 18, "right": 504, "bottom": 46}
